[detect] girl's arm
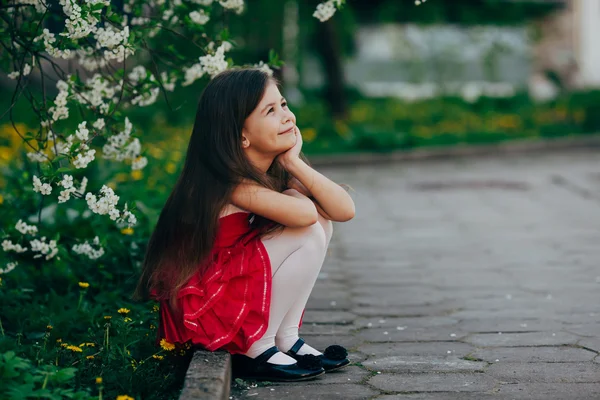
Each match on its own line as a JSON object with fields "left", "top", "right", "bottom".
{"left": 288, "top": 177, "right": 335, "bottom": 221}
{"left": 279, "top": 128, "right": 355, "bottom": 222}
{"left": 231, "top": 181, "right": 318, "bottom": 227}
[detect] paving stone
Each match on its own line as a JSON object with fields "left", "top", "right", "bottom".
{"left": 458, "top": 318, "right": 563, "bottom": 333}
{"left": 465, "top": 332, "right": 579, "bottom": 347}
{"left": 300, "top": 334, "right": 364, "bottom": 351}
{"left": 354, "top": 316, "right": 459, "bottom": 330}
{"left": 306, "top": 296, "right": 352, "bottom": 310}
{"left": 486, "top": 362, "right": 600, "bottom": 383}
{"left": 471, "top": 346, "right": 596, "bottom": 363}
{"left": 494, "top": 383, "right": 600, "bottom": 400}
{"left": 578, "top": 338, "right": 600, "bottom": 353}
{"left": 299, "top": 323, "right": 357, "bottom": 336}
{"left": 450, "top": 309, "right": 553, "bottom": 320}
{"left": 302, "top": 310, "right": 356, "bottom": 325}
{"left": 233, "top": 384, "right": 378, "bottom": 399}
{"left": 357, "top": 327, "right": 468, "bottom": 342}
{"left": 374, "top": 394, "right": 513, "bottom": 400}
{"left": 352, "top": 303, "right": 462, "bottom": 318}
{"left": 563, "top": 323, "right": 600, "bottom": 337}
{"left": 357, "top": 342, "right": 475, "bottom": 358}
{"left": 362, "top": 355, "right": 486, "bottom": 373}
{"left": 241, "top": 154, "right": 600, "bottom": 399}
{"left": 368, "top": 372, "right": 497, "bottom": 392}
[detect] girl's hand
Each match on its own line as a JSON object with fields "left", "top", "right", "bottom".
{"left": 277, "top": 126, "right": 303, "bottom": 169}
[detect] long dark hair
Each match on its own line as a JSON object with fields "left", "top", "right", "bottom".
{"left": 134, "top": 68, "right": 292, "bottom": 310}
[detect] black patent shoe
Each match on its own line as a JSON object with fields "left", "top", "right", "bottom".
{"left": 231, "top": 346, "right": 325, "bottom": 382}
{"left": 286, "top": 338, "right": 350, "bottom": 372}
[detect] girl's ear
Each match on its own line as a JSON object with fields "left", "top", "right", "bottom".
{"left": 241, "top": 134, "right": 250, "bottom": 149}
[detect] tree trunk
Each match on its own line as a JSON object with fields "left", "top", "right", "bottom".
{"left": 314, "top": 18, "right": 347, "bottom": 118}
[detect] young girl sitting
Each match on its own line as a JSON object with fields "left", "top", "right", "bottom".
{"left": 135, "top": 67, "right": 355, "bottom": 382}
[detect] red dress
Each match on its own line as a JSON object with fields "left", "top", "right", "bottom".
{"left": 155, "top": 212, "right": 272, "bottom": 354}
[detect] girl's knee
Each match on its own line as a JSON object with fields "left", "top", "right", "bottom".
{"left": 317, "top": 214, "right": 333, "bottom": 244}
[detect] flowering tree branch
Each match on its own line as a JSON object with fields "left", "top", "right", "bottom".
{"left": 0, "top": 0, "right": 346, "bottom": 270}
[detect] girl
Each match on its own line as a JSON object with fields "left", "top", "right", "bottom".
{"left": 134, "top": 67, "right": 355, "bottom": 382}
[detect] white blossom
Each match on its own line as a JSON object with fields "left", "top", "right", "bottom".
{"left": 0, "top": 262, "right": 18, "bottom": 275}
{"left": 313, "top": 1, "right": 337, "bottom": 22}
{"left": 128, "top": 66, "right": 147, "bottom": 84}
{"left": 13, "top": 0, "right": 46, "bottom": 13}
{"left": 27, "top": 151, "right": 47, "bottom": 162}
{"left": 33, "top": 176, "right": 52, "bottom": 195}
{"left": 48, "top": 80, "right": 70, "bottom": 122}
{"left": 73, "top": 149, "right": 96, "bottom": 169}
{"left": 219, "top": 0, "right": 244, "bottom": 14}
{"left": 58, "top": 174, "right": 77, "bottom": 202}
{"left": 93, "top": 118, "right": 105, "bottom": 130}
{"left": 16, "top": 219, "right": 38, "bottom": 235}
{"left": 131, "top": 156, "right": 148, "bottom": 170}
{"left": 95, "top": 25, "right": 129, "bottom": 50}
{"left": 183, "top": 63, "right": 205, "bottom": 87}
{"left": 60, "top": 0, "right": 98, "bottom": 40}
{"left": 199, "top": 42, "right": 230, "bottom": 77}
{"left": 130, "top": 17, "right": 151, "bottom": 26}
{"left": 7, "top": 63, "right": 32, "bottom": 80}
{"left": 75, "top": 121, "right": 90, "bottom": 141}
{"left": 102, "top": 118, "right": 146, "bottom": 168}
{"left": 72, "top": 236, "right": 105, "bottom": 259}
{"left": 34, "top": 29, "right": 74, "bottom": 59}
{"left": 60, "top": 175, "right": 74, "bottom": 189}
{"left": 2, "top": 240, "right": 28, "bottom": 253}
{"left": 190, "top": 0, "right": 213, "bottom": 4}
{"left": 189, "top": 10, "right": 210, "bottom": 25}
{"left": 79, "top": 177, "right": 88, "bottom": 194}
{"left": 254, "top": 61, "right": 273, "bottom": 76}
{"left": 162, "top": 9, "right": 174, "bottom": 21}
{"left": 85, "top": 186, "right": 120, "bottom": 218}
{"left": 75, "top": 74, "right": 117, "bottom": 112}
{"left": 30, "top": 236, "right": 58, "bottom": 260}
{"left": 160, "top": 71, "right": 176, "bottom": 91}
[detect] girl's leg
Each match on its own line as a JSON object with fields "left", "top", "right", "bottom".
{"left": 243, "top": 218, "right": 329, "bottom": 364}
{"left": 275, "top": 214, "right": 333, "bottom": 356}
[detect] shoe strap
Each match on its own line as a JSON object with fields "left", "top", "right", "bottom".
{"left": 254, "top": 346, "right": 281, "bottom": 364}
{"left": 288, "top": 338, "right": 305, "bottom": 357}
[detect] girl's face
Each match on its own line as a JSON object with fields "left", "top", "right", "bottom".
{"left": 242, "top": 81, "right": 297, "bottom": 157}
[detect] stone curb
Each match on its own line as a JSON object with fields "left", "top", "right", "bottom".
{"left": 179, "top": 349, "right": 231, "bottom": 400}
{"left": 308, "top": 135, "right": 600, "bottom": 167}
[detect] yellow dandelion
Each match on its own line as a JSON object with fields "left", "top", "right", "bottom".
{"left": 66, "top": 345, "right": 83, "bottom": 352}
{"left": 0, "top": 194, "right": 4, "bottom": 205}
{"left": 80, "top": 342, "right": 96, "bottom": 347}
{"left": 120, "top": 227, "right": 134, "bottom": 235}
{"left": 130, "top": 170, "right": 143, "bottom": 180}
{"left": 159, "top": 338, "right": 175, "bottom": 351}
{"left": 117, "top": 308, "right": 130, "bottom": 315}
{"left": 46, "top": 324, "right": 53, "bottom": 330}
{"left": 116, "top": 395, "right": 134, "bottom": 400}
{"left": 124, "top": 317, "right": 133, "bottom": 322}
{"left": 86, "top": 355, "right": 95, "bottom": 360}
{"left": 95, "top": 377, "right": 102, "bottom": 384}
{"left": 152, "top": 354, "right": 164, "bottom": 360}
{"left": 152, "top": 304, "right": 159, "bottom": 313}
{"left": 60, "top": 343, "right": 69, "bottom": 348}
{"left": 166, "top": 162, "right": 177, "bottom": 174}
{"left": 104, "top": 316, "right": 112, "bottom": 320}
{"left": 56, "top": 338, "right": 62, "bottom": 343}
{"left": 78, "top": 282, "right": 90, "bottom": 289}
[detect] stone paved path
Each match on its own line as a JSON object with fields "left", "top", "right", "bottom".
{"left": 231, "top": 151, "right": 600, "bottom": 400}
